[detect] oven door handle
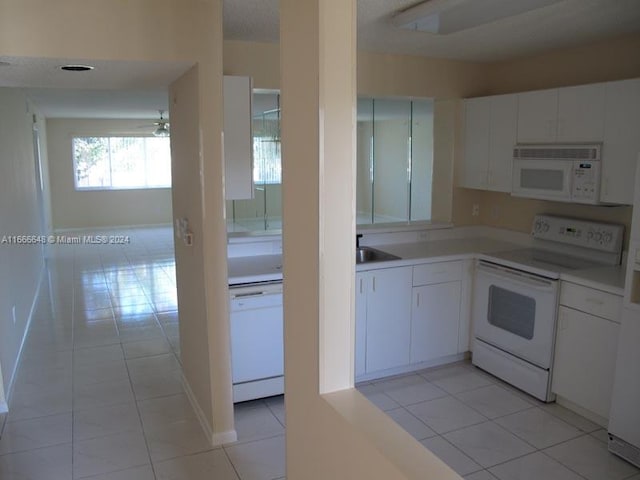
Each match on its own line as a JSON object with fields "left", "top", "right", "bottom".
{"left": 477, "top": 262, "right": 556, "bottom": 293}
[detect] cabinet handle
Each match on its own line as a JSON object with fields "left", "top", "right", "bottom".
{"left": 416, "top": 292, "right": 420, "bottom": 307}
{"left": 372, "top": 276, "right": 376, "bottom": 292}
{"left": 359, "top": 278, "right": 363, "bottom": 294}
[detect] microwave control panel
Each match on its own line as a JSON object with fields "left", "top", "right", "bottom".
{"left": 572, "top": 160, "right": 601, "bottom": 203}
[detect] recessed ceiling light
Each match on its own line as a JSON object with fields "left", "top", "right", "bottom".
{"left": 60, "top": 64, "right": 95, "bottom": 72}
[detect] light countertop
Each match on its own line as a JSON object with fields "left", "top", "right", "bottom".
{"left": 227, "top": 236, "right": 626, "bottom": 293}
{"left": 560, "top": 265, "right": 626, "bottom": 295}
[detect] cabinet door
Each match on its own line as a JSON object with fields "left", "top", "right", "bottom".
{"left": 224, "top": 75, "right": 254, "bottom": 200}
{"left": 460, "top": 97, "right": 490, "bottom": 189}
{"left": 487, "top": 94, "right": 518, "bottom": 192}
{"left": 552, "top": 306, "right": 620, "bottom": 419}
{"left": 355, "top": 272, "right": 367, "bottom": 378}
{"left": 517, "top": 89, "right": 558, "bottom": 143}
{"left": 601, "top": 78, "right": 640, "bottom": 205}
{"left": 557, "top": 83, "right": 605, "bottom": 142}
{"left": 410, "top": 281, "right": 461, "bottom": 364}
{"left": 365, "top": 267, "right": 413, "bottom": 373}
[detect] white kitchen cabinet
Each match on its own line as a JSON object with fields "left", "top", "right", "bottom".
{"left": 363, "top": 266, "right": 413, "bottom": 374}
{"left": 460, "top": 94, "right": 517, "bottom": 192}
{"left": 224, "top": 75, "right": 254, "bottom": 200}
{"left": 557, "top": 83, "right": 605, "bottom": 142}
{"left": 517, "top": 84, "right": 605, "bottom": 143}
{"left": 552, "top": 283, "right": 622, "bottom": 420}
{"left": 517, "top": 89, "right": 558, "bottom": 143}
{"left": 601, "top": 78, "right": 640, "bottom": 205}
{"left": 410, "top": 281, "right": 461, "bottom": 363}
{"left": 355, "top": 272, "right": 367, "bottom": 378}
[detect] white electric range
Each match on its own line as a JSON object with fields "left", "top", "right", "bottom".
{"left": 472, "top": 214, "right": 625, "bottom": 402}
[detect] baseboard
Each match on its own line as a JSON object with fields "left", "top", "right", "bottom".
{"left": 355, "top": 353, "right": 466, "bottom": 383}
{"left": 5, "top": 264, "right": 46, "bottom": 408}
{"left": 181, "top": 373, "right": 238, "bottom": 446}
{"left": 556, "top": 395, "right": 608, "bottom": 428}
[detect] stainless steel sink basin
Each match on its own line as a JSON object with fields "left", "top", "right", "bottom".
{"left": 355, "top": 246, "right": 400, "bottom": 264}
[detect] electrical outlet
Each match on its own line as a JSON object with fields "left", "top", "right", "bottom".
{"left": 12, "top": 305, "right": 17, "bottom": 325}
{"left": 472, "top": 204, "right": 480, "bottom": 217}
{"left": 418, "top": 232, "right": 428, "bottom": 241}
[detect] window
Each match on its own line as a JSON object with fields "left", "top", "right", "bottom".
{"left": 73, "top": 136, "right": 171, "bottom": 190}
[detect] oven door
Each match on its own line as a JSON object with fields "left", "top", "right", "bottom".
{"left": 512, "top": 159, "right": 573, "bottom": 201}
{"left": 473, "top": 261, "right": 559, "bottom": 369}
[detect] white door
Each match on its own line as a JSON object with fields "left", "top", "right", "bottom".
{"left": 487, "top": 94, "right": 517, "bottom": 192}
{"left": 556, "top": 83, "right": 605, "bottom": 142}
{"left": 517, "top": 89, "right": 558, "bottom": 143}
{"left": 552, "top": 306, "right": 619, "bottom": 419}
{"left": 461, "top": 97, "right": 490, "bottom": 189}
{"left": 601, "top": 79, "right": 640, "bottom": 205}
{"left": 411, "top": 282, "right": 460, "bottom": 363}
{"left": 473, "top": 262, "right": 558, "bottom": 368}
{"left": 365, "top": 266, "right": 412, "bottom": 373}
{"left": 355, "top": 272, "right": 367, "bottom": 378}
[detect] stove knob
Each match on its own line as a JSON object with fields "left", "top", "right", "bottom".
{"left": 594, "top": 232, "right": 603, "bottom": 242}
{"left": 543, "top": 223, "right": 550, "bottom": 233}
{"left": 604, "top": 232, "right": 613, "bottom": 244}
{"left": 587, "top": 231, "right": 594, "bottom": 241}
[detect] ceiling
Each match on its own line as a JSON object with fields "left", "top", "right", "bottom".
{"left": 0, "top": 57, "right": 192, "bottom": 119}
{"left": 2, "top": 0, "right": 640, "bottom": 119}
{"left": 225, "top": 0, "right": 640, "bottom": 62}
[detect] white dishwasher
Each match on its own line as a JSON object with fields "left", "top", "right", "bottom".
{"left": 229, "top": 281, "right": 284, "bottom": 403}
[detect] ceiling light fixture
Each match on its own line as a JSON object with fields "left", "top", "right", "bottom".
{"left": 153, "top": 124, "right": 170, "bottom": 137}
{"left": 60, "top": 64, "right": 95, "bottom": 72}
{"left": 392, "top": 0, "right": 563, "bottom": 35}
{"left": 153, "top": 110, "right": 170, "bottom": 137}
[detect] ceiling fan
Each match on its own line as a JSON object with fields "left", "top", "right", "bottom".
{"left": 138, "top": 109, "right": 170, "bottom": 137}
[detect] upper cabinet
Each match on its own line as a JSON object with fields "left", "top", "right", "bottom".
{"left": 517, "top": 84, "right": 605, "bottom": 143}
{"left": 462, "top": 78, "right": 639, "bottom": 204}
{"left": 224, "top": 75, "right": 254, "bottom": 200}
{"left": 460, "top": 94, "right": 517, "bottom": 192}
{"left": 601, "top": 78, "right": 640, "bottom": 205}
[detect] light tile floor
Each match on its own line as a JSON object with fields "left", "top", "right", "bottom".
{"left": 357, "top": 363, "right": 640, "bottom": 480}
{"left": 1, "top": 226, "right": 638, "bottom": 480}
{"left": 0, "top": 227, "right": 285, "bottom": 480}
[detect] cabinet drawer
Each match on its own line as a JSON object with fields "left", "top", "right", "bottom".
{"left": 559, "top": 282, "right": 622, "bottom": 322}
{"left": 413, "top": 261, "right": 462, "bottom": 286}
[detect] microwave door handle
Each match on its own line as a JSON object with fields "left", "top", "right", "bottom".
{"left": 477, "top": 263, "right": 555, "bottom": 293}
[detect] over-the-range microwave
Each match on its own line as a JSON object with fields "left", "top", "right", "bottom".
{"left": 512, "top": 143, "right": 603, "bottom": 204}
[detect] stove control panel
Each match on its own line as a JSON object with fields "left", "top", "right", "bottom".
{"left": 532, "top": 215, "right": 624, "bottom": 254}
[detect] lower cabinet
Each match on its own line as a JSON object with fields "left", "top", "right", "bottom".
{"left": 356, "top": 260, "right": 469, "bottom": 381}
{"left": 410, "top": 281, "right": 461, "bottom": 363}
{"left": 552, "top": 283, "right": 622, "bottom": 420}
{"left": 362, "top": 266, "right": 413, "bottom": 373}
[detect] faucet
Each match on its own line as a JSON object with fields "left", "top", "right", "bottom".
{"left": 356, "top": 234, "right": 363, "bottom": 249}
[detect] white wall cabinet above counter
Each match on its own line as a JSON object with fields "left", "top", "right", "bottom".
{"left": 224, "top": 75, "right": 254, "bottom": 200}
{"left": 461, "top": 94, "right": 517, "bottom": 192}
{"left": 459, "top": 77, "right": 640, "bottom": 205}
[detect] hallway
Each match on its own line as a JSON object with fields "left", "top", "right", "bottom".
{"left": 0, "top": 227, "right": 285, "bottom": 480}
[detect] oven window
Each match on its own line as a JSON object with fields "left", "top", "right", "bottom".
{"left": 520, "top": 169, "right": 564, "bottom": 191}
{"left": 487, "top": 285, "right": 536, "bottom": 339}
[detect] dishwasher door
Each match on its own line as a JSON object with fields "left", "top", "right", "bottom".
{"left": 230, "top": 283, "right": 283, "bottom": 385}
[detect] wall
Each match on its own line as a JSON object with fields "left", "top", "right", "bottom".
{"left": 1, "top": 0, "right": 234, "bottom": 443}
{"left": 0, "top": 88, "right": 46, "bottom": 410}
{"left": 46, "top": 118, "right": 173, "bottom": 230}
{"left": 224, "top": 40, "right": 491, "bottom": 225}
{"left": 453, "top": 32, "right": 640, "bottom": 241}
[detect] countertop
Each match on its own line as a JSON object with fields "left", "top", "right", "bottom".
{"left": 560, "top": 265, "right": 626, "bottom": 295}
{"left": 227, "top": 236, "right": 626, "bottom": 293}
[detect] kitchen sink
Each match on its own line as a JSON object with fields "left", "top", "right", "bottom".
{"left": 355, "top": 246, "right": 400, "bottom": 264}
